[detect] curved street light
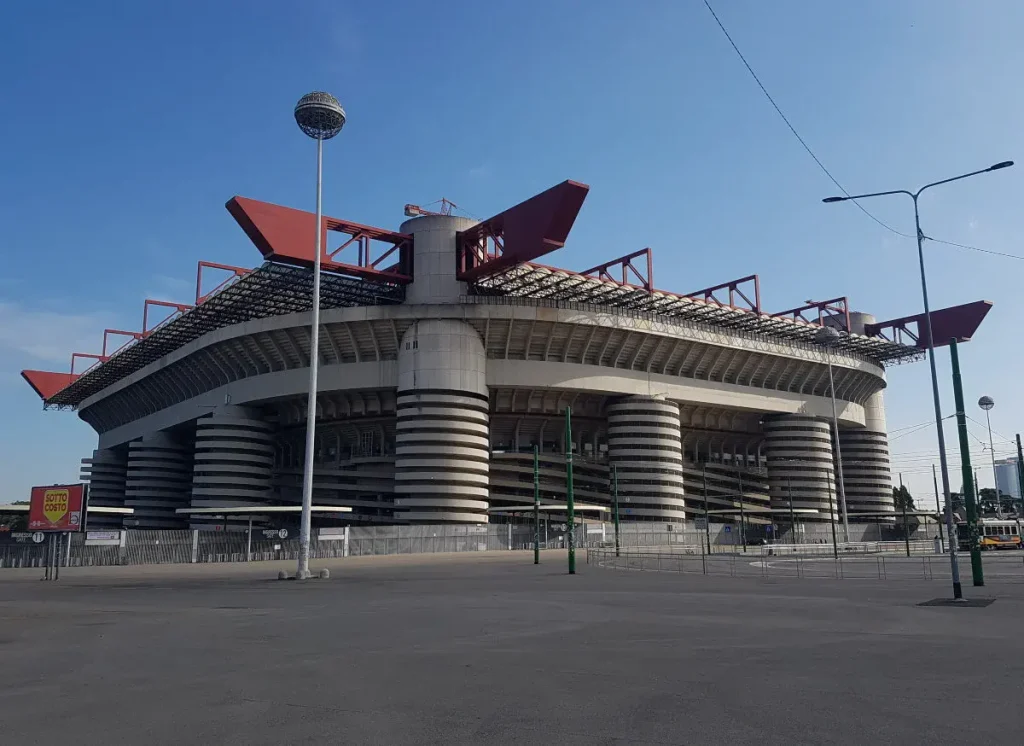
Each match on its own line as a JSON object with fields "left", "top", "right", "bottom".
{"left": 822, "top": 160, "right": 1014, "bottom": 599}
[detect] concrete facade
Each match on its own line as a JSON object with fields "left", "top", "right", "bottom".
{"left": 71, "top": 212, "right": 895, "bottom": 530}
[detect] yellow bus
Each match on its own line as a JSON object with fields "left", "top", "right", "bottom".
{"left": 957, "top": 519, "right": 1022, "bottom": 551}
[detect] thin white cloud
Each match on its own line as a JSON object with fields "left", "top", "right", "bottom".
{"left": 468, "top": 163, "right": 491, "bottom": 180}
{"left": 145, "top": 273, "right": 194, "bottom": 302}
{"left": 0, "top": 302, "right": 113, "bottom": 364}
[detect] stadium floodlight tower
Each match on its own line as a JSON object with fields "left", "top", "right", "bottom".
{"left": 814, "top": 325, "right": 849, "bottom": 542}
{"left": 294, "top": 91, "right": 346, "bottom": 580}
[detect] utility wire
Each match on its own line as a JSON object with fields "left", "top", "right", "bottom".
{"left": 700, "top": 0, "right": 1024, "bottom": 262}
{"left": 924, "top": 235, "right": 1024, "bottom": 261}
{"left": 965, "top": 415, "right": 1020, "bottom": 449}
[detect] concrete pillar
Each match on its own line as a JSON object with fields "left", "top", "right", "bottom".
{"left": 394, "top": 319, "right": 489, "bottom": 523}
{"left": 190, "top": 405, "right": 275, "bottom": 521}
{"left": 124, "top": 432, "right": 192, "bottom": 529}
{"left": 607, "top": 396, "right": 685, "bottom": 521}
{"left": 838, "top": 389, "right": 894, "bottom": 521}
{"left": 763, "top": 414, "right": 837, "bottom": 522}
{"left": 79, "top": 447, "right": 128, "bottom": 530}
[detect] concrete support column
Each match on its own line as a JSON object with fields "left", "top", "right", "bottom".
{"left": 79, "top": 447, "right": 128, "bottom": 530}
{"left": 191, "top": 405, "right": 275, "bottom": 520}
{"left": 394, "top": 319, "right": 489, "bottom": 523}
{"left": 763, "top": 414, "right": 837, "bottom": 521}
{"left": 838, "top": 390, "right": 893, "bottom": 520}
{"left": 125, "top": 432, "right": 192, "bottom": 529}
{"left": 607, "top": 396, "right": 685, "bottom": 521}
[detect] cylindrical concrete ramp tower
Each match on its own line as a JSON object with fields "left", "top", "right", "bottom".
{"left": 80, "top": 447, "right": 128, "bottom": 530}
{"left": 124, "top": 432, "right": 192, "bottom": 529}
{"left": 763, "top": 415, "right": 838, "bottom": 521}
{"left": 400, "top": 214, "right": 477, "bottom": 305}
{"left": 607, "top": 396, "right": 685, "bottom": 520}
{"left": 838, "top": 390, "right": 894, "bottom": 520}
{"left": 191, "top": 405, "right": 275, "bottom": 512}
{"left": 394, "top": 319, "right": 490, "bottom": 522}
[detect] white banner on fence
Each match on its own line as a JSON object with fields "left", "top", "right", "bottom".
{"left": 85, "top": 531, "right": 125, "bottom": 547}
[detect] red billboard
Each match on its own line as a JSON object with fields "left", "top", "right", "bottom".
{"left": 28, "top": 484, "right": 86, "bottom": 532}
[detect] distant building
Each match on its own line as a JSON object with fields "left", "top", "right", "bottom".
{"left": 994, "top": 458, "right": 1021, "bottom": 500}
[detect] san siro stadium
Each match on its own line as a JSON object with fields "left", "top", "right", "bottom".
{"left": 22, "top": 180, "right": 991, "bottom": 537}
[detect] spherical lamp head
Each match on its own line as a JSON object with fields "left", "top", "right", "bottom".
{"left": 294, "top": 92, "right": 346, "bottom": 140}
{"left": 814, "top": 326, "right": 841, "bottom": 347}
{"left": 978, "top": 395, "right": 995, "bottom": 411}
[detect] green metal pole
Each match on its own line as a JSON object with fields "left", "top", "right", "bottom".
{"left": 612, "top": 464, "right": 621, "bottom": 558}
{"left": 826, "top": 472, "right": 838, "bottom": 560}
{"left": 787, "top": 478, "right": 796, "bottom": 545}
{"left": 565, "top": 406, "right": 576, "bottom": 575}
{"left": 1015, "top": 434, "right": 1024, "bottom": 544}
{"left": 900, "top": 472, "right": 911, "bottom": 558}
{"left": 1015, "top": 434, "right": 1024, "bottom": 517}
{"left": 933, "top": 463, "right": 944, "bottom": 553}
{"left": 738, "top": 468, "right": 746, "bottom": 553}
{"left": 950, "top": 339, "right": 984, "bottom": 586}
{"left": 533, "top": 445, "right": 540, "bottom": 565}
{"left": 702, "top": 464, "right": 712, "bottom": 555}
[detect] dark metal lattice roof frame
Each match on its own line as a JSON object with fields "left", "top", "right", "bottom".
{"left": 470, "top": 264, "right": 922, "bottom": 364}
{"left": 46, "top": 263, "right": 403, "bottom": 408}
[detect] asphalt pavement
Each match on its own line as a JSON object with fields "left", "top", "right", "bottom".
{"left": 1, "top": 550, "right": 1022, "bottom": 745}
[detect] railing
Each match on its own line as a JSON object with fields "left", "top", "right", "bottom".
{"left": 587, "top": 547, "right": 1024, "bottom": 583}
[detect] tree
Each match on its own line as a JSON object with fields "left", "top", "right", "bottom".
{"left": 892, "top": 485, "right": 915, "bottom": 512}
{"left": 977, "top": 488, "right": 1001, "bottom": 514}
{"left": 0, "top": 501, "right": 28, "bottom": 532}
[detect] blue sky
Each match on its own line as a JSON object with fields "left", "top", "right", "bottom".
{"left": 1, "top": 0, "right": 1022, "bottom": 504}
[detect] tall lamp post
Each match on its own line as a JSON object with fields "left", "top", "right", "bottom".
{"left": 822, "top": 159, "right": 1014, "bottom": 599}
{"left": 294, "top": 92, "right": 346, "bottom": 580}
{"left": 979, "top": 396, "right": 999, "bottom": 515}
{"left": 814, "top": 326, "right": 849, "bottom": 543}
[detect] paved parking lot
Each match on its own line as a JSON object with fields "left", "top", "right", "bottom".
{"left": 2, "top": 551, "right": 1022, "bottom": 745}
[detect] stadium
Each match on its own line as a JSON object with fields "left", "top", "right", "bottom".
{"left": 21, "top": 179, "right": 991, "bottom": 535}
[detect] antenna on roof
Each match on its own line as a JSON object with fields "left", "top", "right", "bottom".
{"left": 404, "top": 198, "right": 458, "bottom": 218}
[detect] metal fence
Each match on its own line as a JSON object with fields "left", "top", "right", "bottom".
{"left": 0, "top": 519, "right": 964, "bottom": 572}
{"left": 587, "top": 546, "right": 1024, "bottom": 583}
{"left": 0, "top": 524, "right": 554, "bottom": 569}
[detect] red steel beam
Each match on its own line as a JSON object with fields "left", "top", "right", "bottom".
{"left": 102, "top": 329, "right": 144, "bottom": 357}
{"left": 456, "top": 180, "right": 590, "bottom": 282}
{"left": 226, "top": 196, "right": 413, "bottom": 284}
{"left": 865, "top": 300, "right": 992, "bottom": 349}
{"left": 143, "top": 299, "right": 193, "bottom": 336}
{"left": 71, "top": 352, "right": 108, "bottom": 375}
{"left": 196, "top": 260, "right": 250, "bottom": 304}
{"left": 685, "top": 274, "right": 761, "bottom": 313}
{"left": 580, "top": 248, "right": 653, "bottom": 292}
{"left": 772, "top": 297, "right": 850, "bottom": 332}
{"left": 21, "top": 370, "right": 80, "bottom": 401}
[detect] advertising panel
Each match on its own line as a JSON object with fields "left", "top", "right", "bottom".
{"left": 28, "top": 484, "right": 86, "bottom": 532}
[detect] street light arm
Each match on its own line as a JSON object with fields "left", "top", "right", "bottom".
{"left": 822, "top": 189, "right": 913, "bottom": 203}
{"left": 916, "top": 165, "right": 1009, "bottom": 197}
